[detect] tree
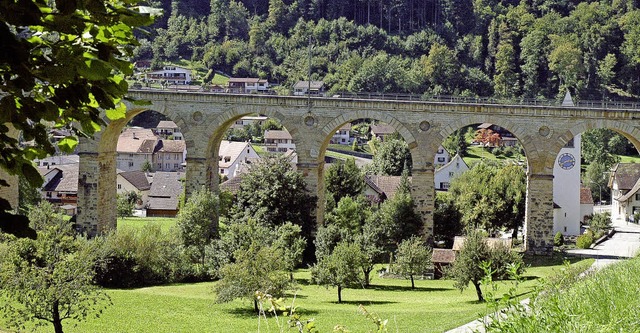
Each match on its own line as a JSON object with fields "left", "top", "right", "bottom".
{"left": 367, "top": 138, "right": 412, "bottom": 176}
{"left": 449, "top": 161, "right": 526, "bottom": 235}
{"left": 312, "top": 241, "right": 366, "bottom": 303}
{"left": 214, "top": 242, "right": 291, "bottom": 313}
{"left": 448, "top": 229, "right": 491, "bottom": 302}
{"left": 395, "top": 236, "right": 432, "bottom": 289}
{"left": 274, "top": 222, "right": 307, "bottom": 280}
{"left": 325, "top": 158, "right": 364, "bottom": 204}
{"left": 177, "top": 187, "right": 219, "bottom": 265}
{"left": 0, "top": 202, "right": 110, "bottom": 333}
{"left": 434, "top": 191, "right": 463, "bottom": 248}
{"left": 141, "top": 160, "right": 153, "bottom": 173}
{"left": 0, "top": 0, "right": 155, "bottom": 235}
{"left": 375, "top": 172, "right": 423, "bottom": 249}
{"left": 116, "top": 193, "right": 134, "bottom": 220}
{"left": 235, "top": 154, "right": 315, "bottom": 236}
{"left": 18, "top": 176, "right": 41, "bottom": 215}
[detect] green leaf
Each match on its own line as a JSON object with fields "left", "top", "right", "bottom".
{"left": 57, "top": 136, "right": 79, "bottom": 153}
{"left": 106, "top": 102, "right": 127, "bottom": 120}
{"left": 78, "top": 58, "right": 112, "bottom": 81}
{"left": 21, "top": 163, "right": 43, "bottom": 188}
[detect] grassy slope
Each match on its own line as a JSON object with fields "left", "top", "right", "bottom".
{"left": 2, "top": 256, "right": 592, "bottom": 333}
{"left": 117, "top": 217, "right": 177, "bottom": 232}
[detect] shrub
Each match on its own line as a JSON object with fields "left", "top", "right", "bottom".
{"left": 489, "top": 242, "right": 525, "bottom": 280}
{"left": 576, "top": 231, "right": 594, "bottom": 249}
{"left": 554, "top": 232, "right": 564, "bottom": 247}
{"left": 93, "top": 224, "right": 194, "bottom": 288}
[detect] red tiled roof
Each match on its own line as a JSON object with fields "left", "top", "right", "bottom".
{"left": 610, "top": 163, "right": 640, "bottom": 190}
{"left": 264, "top": 130, "right": 292, "bottom": 140}
{"left": 370, "top": 124, "right": 395, "bottom": 135}
{"left": 580, "top": 187, "right": 594, "bottom": 205}
{"left": 432, "top": 249, "right": 456, "bottom": 263}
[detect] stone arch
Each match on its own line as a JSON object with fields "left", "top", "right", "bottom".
{"left": 436, "top": 114, "right": 534, "bottom": 171}
{"left": 320, "top": 110, "right": 416, "bottom": 150}
{"left": 199, "top": 105, "right": 294, "bottom": 190}
{"left": 550, "top": 118, "right": 640, "bottom": 160}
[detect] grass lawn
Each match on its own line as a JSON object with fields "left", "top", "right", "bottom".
{"left": 1, "top": 255, "right": 592, "bottom": 333}
{"left": 617, "top": 154, "right": 640, "bottom": 163}
{"left": 463, "top": 145, "right": 525, "bottom": 166}
{"left": 117, "top": 216, "right": 177, "bottom": 232}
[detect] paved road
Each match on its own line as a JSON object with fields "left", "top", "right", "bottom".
{"left": 447, "top": 219, "right": 640, "bottom": 333}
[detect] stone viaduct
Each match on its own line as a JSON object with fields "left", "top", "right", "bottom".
{"left": 75, "top": 90, "right": 640, "bottom": 254}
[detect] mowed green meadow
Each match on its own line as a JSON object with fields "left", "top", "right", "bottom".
{"left": 0, "top": 219, "right": 593, "bottom": 332}
{"left": 0, "top": 244, "right": 592, "bottom": 333}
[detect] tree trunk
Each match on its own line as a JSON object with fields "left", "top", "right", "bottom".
{"left": 254, "top": 298, "right": 259, "bottom": 314}
{"left": 363, "top": 268, "right": 371, "bottom": 287}
{"left": 52, "top": 300, "right": 64, "bottom": 333}
{"left": 410, "top": 275, "right": 415, "bottom": 289}
{"left": 473, "top": 281, "right": 484, "bottom": 302}
{"left": 511, "top": 224, "right": 519, "bottom": 240}
{"left": 337, "top": 285, "right": 342, "bottom": 303}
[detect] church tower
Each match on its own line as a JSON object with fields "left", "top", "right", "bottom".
{"left": 553, "top": 91, "right": 582, "bottom": 235}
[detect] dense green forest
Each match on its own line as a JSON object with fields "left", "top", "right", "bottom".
{"left": 135, "top": 0, "right": 640, "bottom": 100}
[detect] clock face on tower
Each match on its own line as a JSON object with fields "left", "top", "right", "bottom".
{"left": 558, "top": 153, "right": 576, "bottom": 170}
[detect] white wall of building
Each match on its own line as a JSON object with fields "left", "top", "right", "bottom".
{"left": 434, "top": 154, "right": 468, "bottom": 190}
{"left": 553, "top": 134, "right": 582, "bottom": 235}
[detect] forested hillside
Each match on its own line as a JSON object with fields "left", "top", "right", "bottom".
{"left": 135, "top": 0, "right": 640, "bottom": 100}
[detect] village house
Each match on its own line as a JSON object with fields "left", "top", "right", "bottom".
{"left": 156, "top": 120, "right": 183, "bottom": 140}
{"left": 231, "top": 115, "right": 268, "bottom": 129}
{"left": 154, "top": 140, "right": 187, "bottom": 172}
{"left": 434, "top": 154, "right": 469, "bottom": 190}
{"left": 331, "top": 123, "right": 352, "bottom": 145}
{"left": 117, "top": 170, "right": 151, "bottom": 209}
{"left": 144, "top": 66, "right": 192, "bottom": 85}
{"left": 37, "top": 163, "right": 79, "bottom": 215}
{"left": 116, "top": 128, "right": 158, "bottom": 172}
{"left": 218, "top": 140, "right": 260, "bottom": 179}
{"left": 370, "top": 123, "right": 396, "bottom": 142}
{"left": 227, "top": 78, "right": 269, "bottom": 94}
{"left": 580, "top": 187, "right": 595, "bottom": 224}
{"left": 34, "top": 154, "right": 79, "bottom": 167}
{"left": 609, "top": 162, "right": 640, "bottom": 222}
{"left": 293, "top": 80, "right": 325, "bottom": 96}
{"left": 116, "top": 127, "right": 187, "bottom": 173}
{"left": 264, "top": 129, "right": 295, "bottom": 153}
{"left": 146, "top": 172, "right": 184, "bottom": 217}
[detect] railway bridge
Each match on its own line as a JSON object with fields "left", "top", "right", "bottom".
{"left": 76, "top": 90, "right": 640, "bottom": 253}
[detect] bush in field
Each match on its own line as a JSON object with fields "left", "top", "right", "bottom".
{"left": 576, "top": 231, "right": 594, "bottom": 249}
{"left": 93, "top": 224, "right": 192, "bottom": 287}
{"left": 554, "top": 231, "right": 564, "bottom": 247}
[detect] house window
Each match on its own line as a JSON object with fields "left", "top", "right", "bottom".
{"left": 635, "top": 193, "right": 640, "bottom": 201}
{"left": 157, "top": 163, "right": 162, "bottom": 169}
{"left": 440, "top": 182, "right": 450, "bottom": 190}
{"left": 449, "top": 172, "right": 454, "bottom": 177}
{"left": 128, "top": 162, "right": 134, "bottom": 167}
{"left": 165, "top": 163, "right": 170, "bottom": 169}
{"left": 46, "top": 192, "right": 52, "bottom": 198}
{"left": 220, "top": 169, "right": 225, "bottom": 174}
{"left": 117, "top": 184, "right": 122, "bottom": 190}
{"left": 437, "top": 148, "right": 444, "bottom": 154}
{"left": 437, "top": 157, "right": 446, "bottom": 162}
{"left": 174, "top": 164, "right": 179, "bottom": 169}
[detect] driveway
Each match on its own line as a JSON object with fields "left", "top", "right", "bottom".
{"left": 566, "top": 218, "right": 640, "bottom": 269}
